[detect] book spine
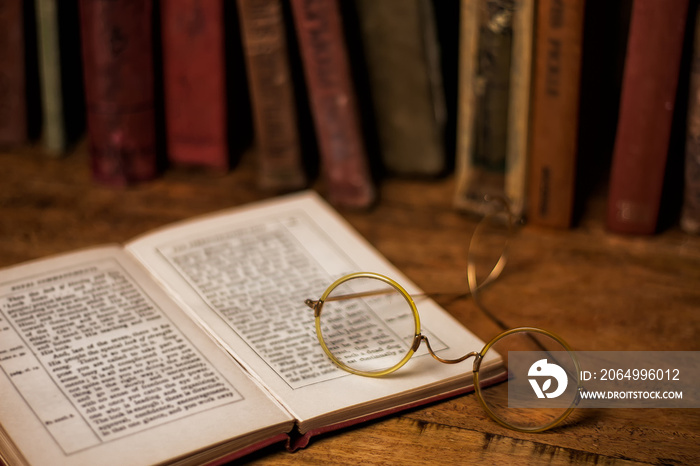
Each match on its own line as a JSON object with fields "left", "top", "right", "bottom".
{"left": 35, "top": 0, "right": 66, "bottom": 154}
{"left": 454, "top": 0, "right": 533, "bottom": 218}
{"left": 527, "top": 0, "right": 586, "bottom": 228}
{"left": 0, "top": 0, "right": 27, "bottom": 146}
{"left": 682, "top": 4, "right": 700, "bottom": 235}
{"left": 289, "top": 0, "right": 374, "bottom": 208}
{"left": 607, "top": 0, "right": 689, "bottom": 234}
{"left": 505, "top": 0, "right": 535, "bottom": 219}
{"left": 354, "top": 0, "right": 446, "bottom": 176}
{"left": 160, "top": 0, "right": 229, "bottom": 172}
{"left": 237, "top": 0, "right": 306, "bottom": 190}
{"left": 454, "top": 0, "right": 483, "bottom": 214}
{"left": 79, "top": 0, "right": 158, "bottom": 185}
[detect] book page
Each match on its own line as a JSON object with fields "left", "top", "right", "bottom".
{"left": 0, "top": 246, "right": 293, "bottom": 466}
{"left": 126, "top": 191, "right": 501, "bottom": 432}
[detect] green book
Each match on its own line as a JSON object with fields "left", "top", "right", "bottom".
{"left": 355, "top": 0, "right": 447, "bottom": 176}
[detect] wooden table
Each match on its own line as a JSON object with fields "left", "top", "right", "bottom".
{"left": 2, "top": 145, "right": 699, "bottom": 465}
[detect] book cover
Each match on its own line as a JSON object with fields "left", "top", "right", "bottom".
{"left": 454, "top": 0, "right": 534, "bottom": 219}
{"left": 289, "top": 0, "right": 375, "bottom": 208}
{"left": 0, "top": 0, "right": 27, "bottom": 146}
{"left": 353, "top": 0, "right": 446, "bottom": 176}
{"left": 682, "top": 3, "right": 700, "bottom": 235}
{"left": 607, "top": 0, "right": 689, "bottom": 234}
{"left": 160, "top": 0, "right": 229, "bottom": 172}
{"left": 79, "top": 0, "right": 158, "bottom": 186}
{"left": 527, "top": 0, "right": 586, "bottom": 228}
{"left": 237, "top": 0, "right": 307, "bottom": 190}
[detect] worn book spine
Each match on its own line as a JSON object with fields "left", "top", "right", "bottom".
{"left": 289, "top": 0, "right": 375, "bottom": 208}
{"left": 527, "top": 0, "right": 586, "bottom": 228}
{"left": 454, "top": 0, "right": 533, "bottom": 218}
{"left": 160, "top": 0, "right": 229, "bottom": 172}
{"left": 237, "top": 0, "right": 306, "bottom": 190}
{"left": 79, "top": 0, "right": 158, "bottom": 185}
{"left": 0, "top": 0, "right": 27, "bottom": 146}
{"left": 455, "top": 0, "right": 507, "bottom": 215}
{"left": 607, "top": 0, "right": 689, "bottom": 234}
{"left": 682, "top": 4, "right": 700, "bottom": 234}
{"left": 354, "top": 0, "right": 446, "bottom": 176}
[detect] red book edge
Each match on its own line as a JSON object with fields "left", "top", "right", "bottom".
{"left": 207, "top": 370, "right": 507, "bottom": 463}
{"left": 79, "top": 0, "right": 159, "bottom": 186}
{"left": 0, "top": 0, "right": 27, "bottom": 145}
{"left": 160, "top": 0, "right": 229, "bottom": 171}
{"left": 606, "top": 0, "right": 689, "bottom": 234}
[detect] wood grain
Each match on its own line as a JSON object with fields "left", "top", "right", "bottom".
{"left": 1, "top": 144, "right": 699, "bottom": 464}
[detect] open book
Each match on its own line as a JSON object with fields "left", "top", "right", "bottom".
{"left": 0, "top": 191, "right": 503, "bottom": 465}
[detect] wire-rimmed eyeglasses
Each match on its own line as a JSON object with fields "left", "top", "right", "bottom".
{"left": 304, "top": 198, "right": 583, "bottom": 432}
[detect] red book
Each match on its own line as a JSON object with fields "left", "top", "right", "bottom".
{"left": 0, "top": 0, "right": 27, "bottom": 146}
{"left": 160, "top": 0, "right": 228, "bottom": 171}
{"left": 79, "top": 0, "right": 158, "bottom": 185}
{"left": 607, "top": 0, "right": 689, "bottom": 234}
{"left": 289, "top": 0, "right": 375, "bottom": 208}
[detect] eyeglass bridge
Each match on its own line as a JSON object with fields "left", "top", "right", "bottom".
{"left": 420, "top": 334, "right": 481, "bottom": 365}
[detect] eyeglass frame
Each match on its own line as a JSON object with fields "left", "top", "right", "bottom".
{"left": 304, "top": 194, "right": 584, "bottom": 432}
{"left": 304, "top": 272, "right": 583, "bottom": 432}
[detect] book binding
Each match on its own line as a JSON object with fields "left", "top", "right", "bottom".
{"left": 160, "top": 0, "right": 229, "bottom": 172}
{"left": 527, "top": 0, "right": 586, "bottom": 228}
{"left": 237, "top": 0, "right": 307, "bottom": 190}
{"left": 79, "top": 0, "right": 158, "bottom": 185}
{"left": 289, "top": 0, "right": 375, "bottom": 208}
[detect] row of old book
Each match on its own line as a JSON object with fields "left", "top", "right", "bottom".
{"left": 0, "top": 0, "right": 699, "bottom": 235}
{"left": 1, "top": 0, "right": 389, "bottom": 208}
{"left": 457, "top": 0, "right": 700, "bottom": 236}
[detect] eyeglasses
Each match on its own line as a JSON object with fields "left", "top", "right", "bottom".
{"left": 304, "top": 198, "right": 582, "bottom": 432}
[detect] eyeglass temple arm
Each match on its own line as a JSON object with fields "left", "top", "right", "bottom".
{"left": 304, "top": 291, "right": 404, "bottom": 317}
{"left": 304, "top": 289, "right": 470, "bottom": 309}
{"left": 305, "top": 288, "right": 405, "bottom": 305}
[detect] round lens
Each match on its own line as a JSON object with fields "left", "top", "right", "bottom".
{"left": 474, "top": 328, "right": 580, "bottom": 432}
{"left": 316, "top": 273, "right": 420, "bottom": 376}
{"left": 467, "top": 200, "right": 512, "bottom": 293}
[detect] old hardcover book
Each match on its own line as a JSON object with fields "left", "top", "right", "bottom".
{"left": 454, "top": 0, "right": 534, "bottom": 219}
{"left": 527, "top": 0, "right": 586, "bottom": 228}
{"left": 79, "top": 0, "right": 157, "bottom": 185}
{"left": 34, "top": 0, "right": 84, "bottom": 155}
{"left": 0, "top": 191, "right": 502, "bottom": 465}
{"left": 682, "top": 4, "right": 700, "bottom": 235}
{"left": 607, "top": 0, "right": 689, "bottom": 234}
{"left": 237, "top": 0, "right": 306, "bottom": 190}
{"left": 160, "top": 0, "right": 229, "bottom": 172}
{"left": 354, "top": 0, "right": 446, "bottom": 176}
{"left": 0, "top": 0, "right": 27, "bottom": 146}
{"left": 289, "top": 0, "right": 375, "bottom": 208}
